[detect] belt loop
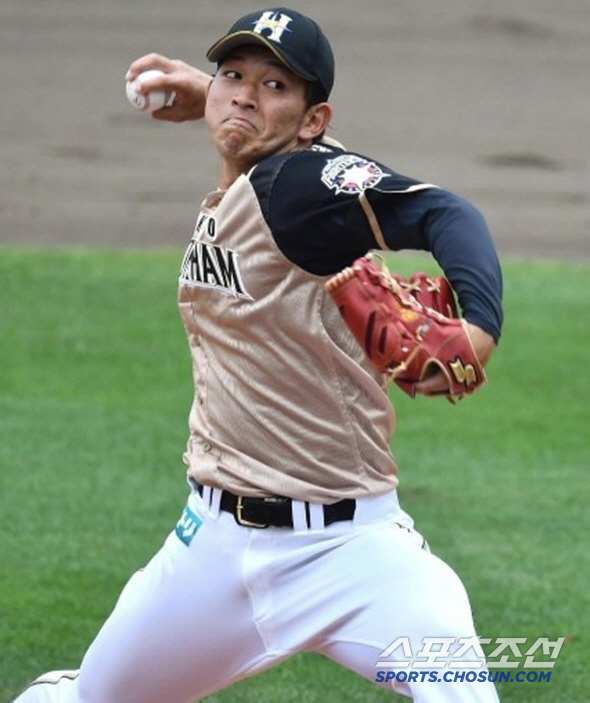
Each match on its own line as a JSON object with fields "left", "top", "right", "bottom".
{"left": 308, "top": 502, "right": 325, "bottom": 530}
{"left": 201, "top": 485, "right": 212, "bottom": 508}
{"left": 208, "top": 487, "right": 222, "bottom": 519}
{"left": 290, "top": 500, "right": 308, "bottom": 531}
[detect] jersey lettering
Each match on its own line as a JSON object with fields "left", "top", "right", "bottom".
{"left": 195, "top": 213, "right": 217, "bottom": 240}
{"left": 179, "top": 240, "right": 252, "bottom": 299}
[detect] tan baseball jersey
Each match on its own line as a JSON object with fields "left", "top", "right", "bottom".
{"left": 178, "top": 145, "right": 503, "bottom": 503}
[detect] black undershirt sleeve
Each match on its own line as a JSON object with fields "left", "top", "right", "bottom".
{"left": 250, "top": 150, "right": 503, "bottom": 341}
{"left": 367, "top": 188, "right": 504, "bottom": 341}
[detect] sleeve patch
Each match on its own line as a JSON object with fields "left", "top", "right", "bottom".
{"left": 321, "top": 154, "right": 387, "bottom": 194}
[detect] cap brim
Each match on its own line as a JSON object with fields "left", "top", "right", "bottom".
{"left": 206, "top": 31, "right": 317, "bottom": 82}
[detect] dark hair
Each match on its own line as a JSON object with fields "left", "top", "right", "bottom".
{"left": 304, "top": 82, "right": 329, "bottom": 143}
{"left": 304, "top": 81, "right": 328, "bottom": 109}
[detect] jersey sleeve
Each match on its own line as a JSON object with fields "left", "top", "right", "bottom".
{"left": 249, "top": 147, "right": 503, "bottom": 341}
{"left": 365, "top": 186, "right": 504, "bottom": 341}
{"left": 250, "top": 148, "right": 383, "bottom": 275}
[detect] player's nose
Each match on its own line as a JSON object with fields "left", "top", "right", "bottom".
{"left": 231, "top": 83, "right": 258, "bottom": 109}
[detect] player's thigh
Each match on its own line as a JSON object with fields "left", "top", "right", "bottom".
{"left": 318, "top": 522, "right": 479, "bottom": 668}
{"left": 318, "top": 524, "right": 498, "bottom": 700}
{"left": 323, "top": 641, "right": 498, "bottom": 702}
{"left": 77, "top": 504, "right": 268, "bottom": 703}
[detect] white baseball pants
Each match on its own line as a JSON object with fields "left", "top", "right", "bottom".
{"left": 14, "top": 488, "right": 499, "bottom": 702}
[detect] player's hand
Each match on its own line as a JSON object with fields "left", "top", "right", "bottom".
{"left": 414, "top": 323, "right": 496, "bottom": 396}
{"left": 126, "top": 54, "right": 213, "bottom": 122}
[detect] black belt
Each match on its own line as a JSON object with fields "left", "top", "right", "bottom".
{"left": 196, "top": 483, "right": 356, "bottom": 529}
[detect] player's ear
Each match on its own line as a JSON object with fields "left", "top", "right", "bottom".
{"left": 299, "top": 102, "right": 333, "bottom": 142}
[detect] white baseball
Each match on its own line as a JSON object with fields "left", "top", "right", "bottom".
{"left": 125, "top": 69, "right": 175, "bottom": 112}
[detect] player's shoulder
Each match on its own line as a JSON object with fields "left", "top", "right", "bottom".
{"left": 249, "top": 144, "right": 427, "bottom": 207}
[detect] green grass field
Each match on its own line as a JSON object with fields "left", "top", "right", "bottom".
{"left": 1, "top": 248, "right": 588, "bottom": 702}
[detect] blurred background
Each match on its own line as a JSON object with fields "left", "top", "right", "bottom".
{"left": 0, "top": 0, "right": 588, "bottom": 259}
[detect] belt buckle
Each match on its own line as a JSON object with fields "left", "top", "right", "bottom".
{"left": 235, "top": 495, "right": 268, "bottom": 529}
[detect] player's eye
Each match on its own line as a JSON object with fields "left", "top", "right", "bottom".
{"left": 266, "top": 80, "right": 285, "bottom": 91}
{"left": 222, "top": 69, "right": 241, "bottom": 80}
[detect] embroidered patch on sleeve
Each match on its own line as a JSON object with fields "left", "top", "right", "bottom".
{"left": 321, "top": 155, "right": 386, "bottom": 194}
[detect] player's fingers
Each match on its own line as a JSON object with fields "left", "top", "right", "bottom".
{"left": 149, "top": 98, "right": 202, "bottom": 123}
{"left": 413, "top": 368, "right": 451, "bottom": 396}
{"left": 157, "top": 70, "right": 212, "bottom": 121}
{"left": 150, "top": 104, "right": 184, "bottom": 122}
{"left": 125, "top": 58, "right": 212, "bottom": 122}
{"left": 127, "top": 61, "right": 212, "bottom": 97}
{"left": 125, "top": 53, "right": 176, "bottom": 82}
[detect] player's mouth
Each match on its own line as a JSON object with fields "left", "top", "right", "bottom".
{"left": 224, "top": 115, "right": 258, "bottom": 133}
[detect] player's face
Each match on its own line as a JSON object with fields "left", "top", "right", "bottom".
{"left": 205, "top": 46, "right": 314, "bottom": 183}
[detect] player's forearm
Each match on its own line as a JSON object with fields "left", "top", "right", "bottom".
{"left": 126, "top": 54, "right": 212, "bottom": 122}
{"left": 369, "top": 186, "right": 503, "bottom": 343}
{"left": 422, "top": 199, "right": 503, "bottom": 343}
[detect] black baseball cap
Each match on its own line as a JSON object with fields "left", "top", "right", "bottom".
{"left": 206, "top": 8, "right": 334, "bottom": 100}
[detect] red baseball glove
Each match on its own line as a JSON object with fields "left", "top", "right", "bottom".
{"left": 325, "top": 254, "right": 486, "bottom": 401}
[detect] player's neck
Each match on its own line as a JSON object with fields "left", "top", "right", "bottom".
{"left": 218, "top": 161, "right": 247, "bottom": 189}
{"left": 217, "top": 140, "right": 313, "bottom": 189}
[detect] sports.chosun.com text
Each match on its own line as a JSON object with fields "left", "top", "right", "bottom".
{"left": 374, "top": 637, "right": 564, "bottom": 684}
{"left": 375, "top": 670, "right": 552, "bottom": 684}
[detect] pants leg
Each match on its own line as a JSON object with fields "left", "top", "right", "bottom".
{"left": 14, "top": 491, "right": 499, "bottom": 703}
{"left": 14, "top": 493, "right": 278, "bottom": 703}
{"left": 316, "top": 520, "right": 499, "bottom": 702}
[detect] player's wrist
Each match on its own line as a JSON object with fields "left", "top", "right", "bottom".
{"left": 465, "top": 322, "right": 496, "bottom": 367}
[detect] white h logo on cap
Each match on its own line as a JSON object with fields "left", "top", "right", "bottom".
{"left": 252, "top": 11, "right": 292, "bottom": 43}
